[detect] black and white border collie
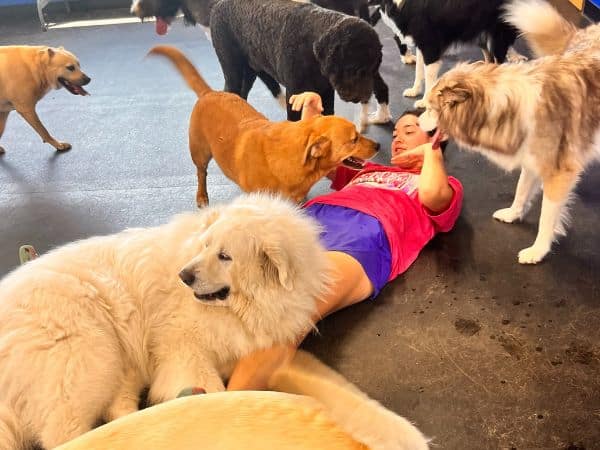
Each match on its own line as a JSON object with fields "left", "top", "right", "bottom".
{"left": 370, "top": 0, "right": 519, "bottom": 108}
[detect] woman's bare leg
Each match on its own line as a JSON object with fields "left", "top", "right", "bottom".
{"left": 227, "top": 251, "right": 373, "bottom": 391}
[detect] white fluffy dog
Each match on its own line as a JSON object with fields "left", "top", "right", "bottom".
{"left": 0, "top": 194, "right": 329, "bottom": 449}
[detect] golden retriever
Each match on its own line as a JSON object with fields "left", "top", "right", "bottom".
{"left": 147, "top": 45, "right": 379, "bottom": 207}
{"left": 419, "top": 0, "right": 600, "bottom": 264}
{"left": 0, "top": 194, "right": 329, "bottom": 449}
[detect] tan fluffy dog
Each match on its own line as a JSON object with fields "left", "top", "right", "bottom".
{"left": 0, "top": 45, "right": 90, "bottom": 153}
{"left": 419, "top": 0, "right": 600, "bottom": 264}
{"left": 148, "top": 45, "right": 379, "bottom": 207}
{"left": 55, "top": 351, "right": 430, "bottom": 450}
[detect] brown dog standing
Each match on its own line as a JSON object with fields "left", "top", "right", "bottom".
{"left": 0, "top": 45, "right": 91, "bottom": 153}
{"left": 148, "top": 45, "right": 379, "bottom": 206}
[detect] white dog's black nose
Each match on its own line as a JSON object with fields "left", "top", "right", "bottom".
{"left": 179, "top": 269, "right": 195, "bottom": 286}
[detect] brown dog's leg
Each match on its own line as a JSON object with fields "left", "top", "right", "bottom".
{"left": 190, "top": 135, "right": 212, "bottom": 208}
{"left": 0, "top": 111, "right": 9, "bottom": 154}
{"left": 17, "top": 108, "right": 71, "bottom": 151}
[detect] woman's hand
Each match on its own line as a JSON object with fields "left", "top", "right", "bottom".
{"left": 391, "top": 142, "right": 429, "bottom": 170}
{"left": 289, "top": 92, "right": 323, "bottom": 120}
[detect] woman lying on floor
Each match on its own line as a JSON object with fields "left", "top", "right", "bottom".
{"left": 228, "top": 92, "right": 463, "bottom": 390}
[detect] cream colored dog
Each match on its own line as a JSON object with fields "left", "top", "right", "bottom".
{"left": 0, "top": 45, "right": 90, "bottom": 153}
{"left": 56, "top": 351, "right": 430, "bottom": 450}
{"left": 0, "top": 194, "right": 329, "bottom": 449}
{"left": 419, "top": 0, "right": 600, "bottom": 264}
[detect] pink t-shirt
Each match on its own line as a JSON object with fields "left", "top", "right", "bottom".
{"left": 304, "top": 163, "right": 463, "bottom": 280}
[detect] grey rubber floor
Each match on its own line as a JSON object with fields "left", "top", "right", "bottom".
{"left": 0, "top": 4, "right": 598, "bottom": 449}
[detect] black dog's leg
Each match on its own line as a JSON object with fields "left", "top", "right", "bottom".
{"left": 321, "top": 89, "right": 335, "bottom": 116}
{"left": 489, "top": 23, "right": 518, "bottom": 63}
{"left": 257, "top": 72, "right": 283, "bottom": 106}
{"left": 369, "top": 6, "right": 381, "bottom": 26}
{"left": 357, "top": 1, "right": 370, "bottom": 21}
{"left": 362, "top": 71, "right": 391, "bottom": 127}
{"left": 240, "top": 67, "right": 257, "bottom": 100}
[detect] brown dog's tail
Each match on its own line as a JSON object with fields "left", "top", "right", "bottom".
{"left": 148, "top": 45, "right": 212, "bottom": 97}
{"left": 503, "top": 0, "right": 577, "bottom": 57}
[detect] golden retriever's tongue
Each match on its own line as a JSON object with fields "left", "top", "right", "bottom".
{"left": 156, "top": 17, "right": 169, "bottom": 35}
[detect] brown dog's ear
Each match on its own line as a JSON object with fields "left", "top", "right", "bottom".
{"left": 47, "top": 47, "right": 55, "bottom": 58}
{"left": 304, "top": 136, "right": 331, "bottom": 164}
{"left": 438, "top": 83, "right": 471, "bottom": 107}
{"left": 262, "top": 245, "right": 294, "bottom": 291}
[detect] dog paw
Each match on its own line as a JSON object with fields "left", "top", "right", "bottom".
{"left": 518, "top": 245, "right": 548, "bottom": 264}
{"left": 506, "top": 48, "right": 528, "bottom": 64}
{"left": 403, "top": 87, "right": 421, "bottom": 98}
{"left": 55, "top": 142, "right": 72, "bottom": 152}
{"left": 402, "top": 54, "right": 416, "bottom": 65}
{"left": 493, "top": 207, "right": 521, "bottom": 223}
{"left": 368, "top": 105, "right": 392, "bottom": 124}
{"left": 413, "top": 99, "right": 426, "bottom": 109}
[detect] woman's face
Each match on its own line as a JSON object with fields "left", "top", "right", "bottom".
{"left": 390, "top": 114, "right": 432, "bottom": 171}
{"left": 391, "top": 114, "right": 431, "bottom": 156}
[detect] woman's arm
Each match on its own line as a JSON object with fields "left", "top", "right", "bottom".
{"left": 418, "top": 144, "right": 454, "bottom": 213}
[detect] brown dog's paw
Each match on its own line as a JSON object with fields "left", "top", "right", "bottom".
{"left": 55, "top": 142, "right": 72, "bottom": 152}
{"left": 196, "top": 195, "right": 209, "bottom": 208}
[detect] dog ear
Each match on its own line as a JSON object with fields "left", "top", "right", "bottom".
{"left": 41, "top": 47, "right": 55, "bottom": 58}
{"left": 261, "top": 245, "right": 294, "bottom": 291}
{"left": 304, "top": 136, "right": 331, "bottom": 164}
{"left": 439, "top": 84, "right": 471, "bottom": 107}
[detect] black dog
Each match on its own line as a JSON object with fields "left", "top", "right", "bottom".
{"left": 210, "top": 0, "right": 391, "bottom": 128}
{"left": 368, "top": 0, "right": 518, "bottom": 108}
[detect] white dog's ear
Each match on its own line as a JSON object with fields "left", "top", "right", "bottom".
{"left": 304, "top": 136, "right": 331, "bottom": 164}
{"left": 198, "top": 207, "right": 222, "bottom": 232}
{"left": 261, "top": 245, "right": 294, "bottom": 291}
{"left": 439, "top": 84, "right": 471, "bottom": 107}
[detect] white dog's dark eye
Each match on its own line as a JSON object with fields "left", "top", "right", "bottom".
{"left": 218, "top": 251, "right": 231, "bottom": 261}
{"left": 66, "top": 65, "right": 75, "bottom": 72}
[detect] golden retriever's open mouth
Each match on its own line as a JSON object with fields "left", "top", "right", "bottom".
{"left": 194, "top": 286, "right": 230, "bottom": 301}
{"left": 342, "top": 156, "right": 365, "bottom": 169}
{"left": 59, "top": 78, "right": 89, "bottom": 96}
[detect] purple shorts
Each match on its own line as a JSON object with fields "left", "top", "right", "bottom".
{"left": 304, "top": 203, "right": 392, "bottom": 298}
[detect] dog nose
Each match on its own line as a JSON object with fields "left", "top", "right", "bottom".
{"left": 374, "top": 142, "right": 380, "bottom": 151}
{"left": 81, "top": 75, "right": 91, "bottom": 85}
{"left": 179, "top": 269, "right": 195, "bottom": 286}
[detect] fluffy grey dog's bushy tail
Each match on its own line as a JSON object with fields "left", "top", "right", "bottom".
{"left": 0, "top": 403, "right": 28, "bottom": 450}
{"left": 148, "top": 45, "right": 213, "bottom": 97}
{"left": 504, "top": 0, "right": 577, "bottom": 57}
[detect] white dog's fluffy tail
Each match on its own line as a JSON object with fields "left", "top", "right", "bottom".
{"left": 269, "top": 351, "right": 430, "bottom": 450}
{"left": 0, "top": 403, "right": 28, "bottom": 450}
{"left": 504, "top": 0, "right": 577, "bottom": 57}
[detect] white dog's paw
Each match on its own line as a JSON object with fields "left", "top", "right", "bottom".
{"left": 518, "top": 245, "right": 548, "bottom": 264}
{"left": 402, "top": 53, "right": 416, "bottom": 65}
{"left": 403, "top": 87, "right": 421, "bottom": 98}
{"left": 493, "top": 207, "right": 521, "bottom": 223}
{"left": 368, "top": 104, "right": 392, "bottom": 124}
{"left": 506, "top": 47, "right": 528, "bottom": 63}
{"left": 413, "top": 99, "right": 426, "bottom": 109}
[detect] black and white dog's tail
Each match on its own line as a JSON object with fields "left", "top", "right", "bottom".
{"left": 504, "top": 0, "right": 577, "bottom": 57}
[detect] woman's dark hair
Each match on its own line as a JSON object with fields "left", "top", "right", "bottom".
{"left": 398, "top": 108, "right": 448, "bottom": 152}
